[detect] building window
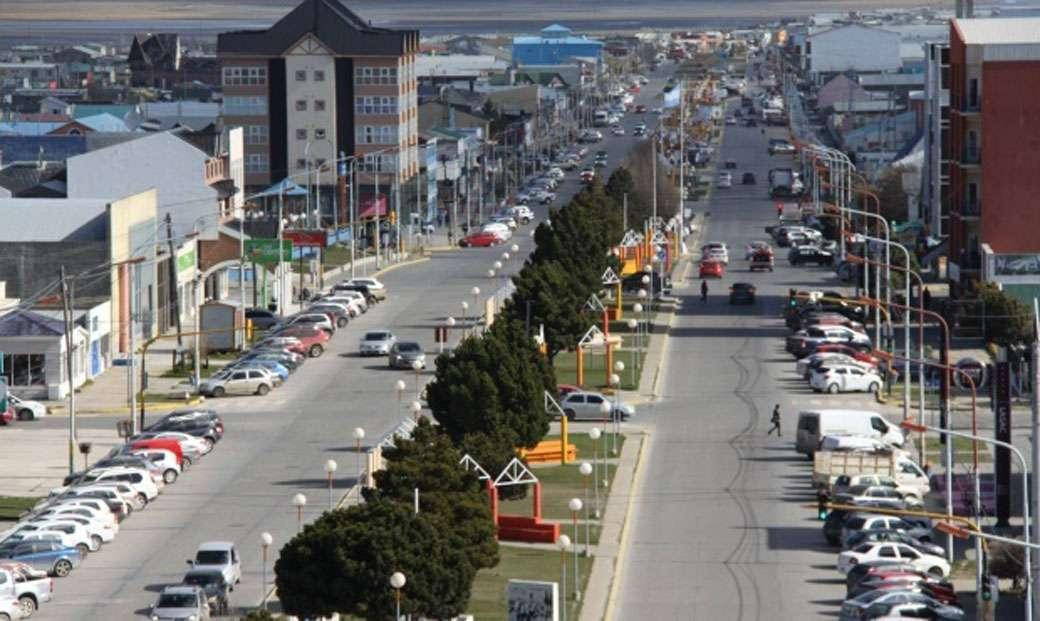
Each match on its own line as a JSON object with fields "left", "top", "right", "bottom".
{"left": 296, "top": 128, "right": 307, "bottom": 140}
{"left": 314, "top": 99, "right": 326, "bottom": 112}
{"left": 244, "top": 153, "right": 269, "bottom": 173}
{"left": 296, "top": 158, "right": 307, "bottom": 170}
{"left": 354, "top": 66, "right": 375, "bottom": 85}
{"left": 222, "top": 66, "right": 267, "bottom": 86}
{"left": 1, "top": 353, "right": 46, "bottom": 387}
{"left": 378, "top": 67, "right": 398, "bottom": 84}
{"left": 354, "top": 96, "right": 398, "bottom": 115}
{"left": 315, "top": 128, "right": 326, "bottom": 140}
{"left": 313, "top": 70, "right": 325, "bottom": 81}
{"left": 295, "top": 70, "right": 307, "bottom": 81}
{"left": 362, "top": 152, "right": 398, "bottom": 172}
{"left": 355, "top": 125, "right": 398, "bottom": 144}
{"left": 224, "top": 96, "right": 268, "bottom": 115}
{"left": 315, "top": 158, "right": 326, "bottom": 169}
{"left": 295, "top": 100, "right": 307, "bottom": 112}
{"left": 245, "top": 125, "right": 268, "bottom": 145}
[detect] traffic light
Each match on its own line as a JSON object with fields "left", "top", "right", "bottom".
{"left": 817, "top": 493, "right": 829, "bottom": 520}
{"left": 981, "top": 574, "right": 993, "bottom": 601}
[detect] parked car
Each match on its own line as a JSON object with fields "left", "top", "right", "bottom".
{"left": 388, "top": 342, "right": 426, "bottom": 369}
{"left": 359, "top": 331, "right": 396, "bottom": 357}
{"left": 198, "top": 369, "right": 274, "bottom": 398}
{"left": 188, "top": 542, "right": 241, "bottom": 587}
{"left": 833, "top": 484, "right": 920, "bottom": 510}
{"left": 716, "top": 172, "right": 732, "bottom": 188}
{"left": 344, "top": 277, "right": 386, "bottom": 301}
{"left": 0, "top": 541, "right": 81, "bottom": 578}
{"left": 270, "top": 325, "right": 328, "bottom": 357}
{"left": 699, "top": 260, "right": 724, "bottom": 279}
{"left": 768, "top": 138, "right": 796, "bottom": 155}
{"left": 559, "top": 391, "right": 634, "bottom": 421}
{"left": 150, "top": 585, "right": 211, "bottom": 621}
{"left": 843, "top": 531, "right": 944, "bottom": 558}
{"left": 459, "top": 231, "right": 501, "bottom": 248}
{"left": 0, "top": 561, "right": 53, "bottom": 617}
{"left": 841, "top": 514, "right": 934, "bottom": 549}
{"left": 749, "top": 251, "right": 774, "bottom": 272}
{"left": 182, "top": 568, "right": 230, "bottom": 616}
{"left": 838, "top": 541, "right": 950, "bottom": 577}
{"left": 789, "top": 245, "right": 835, "bottom": 266}
{"left": 729, "top": 283, "right": 756, "bottom": 304}
{"left": 839, "top": 590, "right": 962, "bottom": 620}
{"left": 308, "top": 304, "right": 351, "bottom": 328}
{"left": 277, "top": 312, "right": 335, "bottom": 335}
{"left": 742, "top": 172, "right": 756, "bottom": 185}
{"left": 0, "top": 408, "right": 12, "bottom": 426}
{"left": 810, "top": 364, "right": 883, "bottom": 394}
{"left": 0, "top": 595, "right": 25, "bottom": 621}
{"left": 244, "top": 308, "right": 279, "bottom": 331}
{"left": 6, "top": 397, "right": 45, "bottom": 422}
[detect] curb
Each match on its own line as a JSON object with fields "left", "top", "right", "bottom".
{"left": 372, "top": 255, "right": 430, "bottom": 277}
{"left": 603, "top": 430, "right": 651, "bottom": 621}
{"left": 48, "top": 397, "right": 204, "bottom": 416}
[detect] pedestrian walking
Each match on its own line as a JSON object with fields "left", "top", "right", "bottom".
{"left": 767, "top": 404, "right": 782, "bottom": 436}
{"left": 700, "top": 280, "right": 709, "bottom": 303}
{"left": 776, "top": 203, "right": 783, "bottom": 218}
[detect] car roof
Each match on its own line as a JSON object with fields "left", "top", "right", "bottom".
{"left": 161, "top": 585, "right": 201, "bottom": 595}
{"left": 197, "top": 541, "right": 235, "bottom": 551}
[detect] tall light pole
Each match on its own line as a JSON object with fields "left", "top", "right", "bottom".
{"left": 627, "top": 318, "right": 638, "bottom": 381}
{"left": 390, "top": 571, "right": 406, "bottom": 621}
{"left": 410, "top": 400, "right": 422, "bottom": 421}
{"left": 395, "top": 379, "right": 406, "bottom": 415}
{"left": 579, "top": 461, "right": 593, "bottom": 553}
{"left": 588, "top": 428, "right": 602, "bottom": 518}
{"left": 259, "top": 532, "right": 272, "bottom": 610}
{"left": 292, "top": 493, "right": 307, "bottom": 532}
{"left": 324, "top": 459, "right": 337, "bottom": 510}
{"left": 471, "top": 286, "right": 481, "bottom": 329}
{"left": 568, "top": 497, "right": 583, "bottom": 600}
{"left": 557, "top": 534, "right": 571, "bottom": 621}
{"left": 610, "top": 372, "right": 621, "bottom": 455}
{"left": 444, "top": 316, "right": 455, "bottom": 353}
{"left": 353, "top": 427, "right": 365, "bottom": 484}
{"left": 412, "top": 359, "right": 423, "bottom": 399}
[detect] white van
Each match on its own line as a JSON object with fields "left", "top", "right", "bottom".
{"left": 795, "top": 409, "right": 904, "bottom": 456}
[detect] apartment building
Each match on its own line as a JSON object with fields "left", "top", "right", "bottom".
{"left": 921, "top": 41, "right": 949, "bottom": 239}
{"left": 217, "top": 0, "right": 419, "bottom": 195}
{"left": 947, "top": 18, "right": 1040, "bottom": 296}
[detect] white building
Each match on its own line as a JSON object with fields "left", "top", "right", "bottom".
{"left": 806, "top": 24, "right": 902, "bottom": 84}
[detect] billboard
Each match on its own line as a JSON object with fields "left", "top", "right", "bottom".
{"left": 283, "top": 230, "right": 326, "bottom": 247}
{"left": 507, "top": 579, "right": 558, "bottom": 621}
{"left": 994, "top": 254, "right": 1040, "bottom": 276}
{"left": 244, "top": 239, "right": 292, "bottom": 264}
{"left": 425, "top": 139, "right": 439, "bottom": 223}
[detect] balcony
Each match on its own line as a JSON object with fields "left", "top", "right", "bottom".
{"left": 959, "top": 148, "right": 981, "bottom": 167}
{"left": 204, "top": 154, "right": 231, "bottom": 186}
{"left": 954, "top": 199, "right": 981, "bottom": 220}
{"left": 958, "top": 96, "right": 980, "bottom": 115}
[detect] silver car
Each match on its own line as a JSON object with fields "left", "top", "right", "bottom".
{"left": 359, "top": 331, "right": 396, "bottom": 356}
{"left": 559, "top": 391, "right": 635, "bottom": 421}
{"left": 388, "top": 342, "right": 426, "bottom": 369}
{"left": 150, "top": 585, "right": 210, "bottom": 620}
{"left": 198, "top": 369, "right": 273, "bottom": 397}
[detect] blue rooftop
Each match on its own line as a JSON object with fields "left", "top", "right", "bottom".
{"left": 0, "top": 135, "right": 88, "bottom": 161}
{"left": 78, "top": 113, "right": 131, "bottom": 133}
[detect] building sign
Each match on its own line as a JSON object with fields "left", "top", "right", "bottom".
{"left": 283, "top": 230, "right": 326, "bottom": 247}
{"left": 507, "top": 580, "right": 558, "bottom": 621}
{"left": 993, "top": 361, "right": 1012, "bottom": 527}
{"left": 244, "top": 239, "right": 292, "bottom": 264}
{"left": 175, "top": 239, "right": 197, "bottom": 284}
{"left": 994, "top": 254, "right": 1040, "bottom": 276}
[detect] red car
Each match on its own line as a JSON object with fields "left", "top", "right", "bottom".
{"left": 272, "top": 325, "right": 329, "bottom": 357}
{"left": 0, "top": 406, "right": 13, "bottom": 425}
{"left": 811, "top": 343, "right": 881, "bottom": 367}
{"left": 699, "top": 260, "right": 724, "bottom": 278}
{"left": 459, "top": 231, "right": 500, "bottom": 248}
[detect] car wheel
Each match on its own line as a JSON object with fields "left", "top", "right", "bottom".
{"left": 0, "top": 612, "right": 11, "bottom": 621}
{"left": 17, "top": 409, "right": 34, "bottom": 421}
{"left": 337, "top": 317, "right": 348, "bottom": 328}
{"left": 309, "top": 344, "right": 323, "bottom": 358}
{"left": 212, "top": 386, "right": 226, "bottom": 398}
{"left": 564, "top": 409, "right": 576, "bottom": 422}
{"left": 256, "top": 383, "right": 270, "bottom": 396}
{"left": 75, "top": 543, "right": 90, "bottom": 556}
{"left": 53, "top": 559, "right": 72, "bottom": 577}
{"left": 135, "top": 493, "right": 148, "bottom": 509}
{"left": 164, "top": 469, "right": 178, "bottom": 484}
{"left": 91, "top": 534, "right": 103, "bottom": 549}
{"left": 868, "top": 382, "right": 879, "bottom": 394}
{"left": 203, "top": 437, "right": 216, "bottom": 452}
{"left": 19, "top": 594, "right": 37, "bottom": 616}
{"left": 928, "top": 566, "right": 945, "bottom": 577}
{"left": 827, "top": 383, "right": 840, "bottom": 394}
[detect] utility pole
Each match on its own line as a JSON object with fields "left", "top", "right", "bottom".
{"left": 1032, "top": 298, "right": 1040, "bottom": 621}
{"left": 375, "top": 168, "right": 381, "bottom": 266}
{"left": 60, "top": 266, "right": 76, "bottom": 475}
{"left": 127, "top": 261, "right": 137, "bottom": 434}
{"left": 165, "top": 213, "right": 183, "bottom": 346}
{"left": 277, "top": 189, "right": 285, "bottom": 317}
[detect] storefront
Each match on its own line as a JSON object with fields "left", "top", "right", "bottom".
{"left": 0, "top": 310, "right": 89, "bottom": 400}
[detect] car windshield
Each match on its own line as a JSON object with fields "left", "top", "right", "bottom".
{"left": 157, "top": 593, "right": 198, "bottom": 608}
{"left": 365, "top": 332, "right": 390, "bottom": 341}
{"left": 195, "top": 550, "right": 229, "bottom": 565}
{"left": 398, "top": 343, "right": 421, "bottom": 352}
{"left": 183, "top": 572, "right": 223, "bottom": 587}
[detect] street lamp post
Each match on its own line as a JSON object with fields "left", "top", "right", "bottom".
{"left": 292, "top": 493, "right": 307, "bottom": 532}
{"left": 557, "top": 534, "right": 571, "bottom": 621}
{"left": 568, "top": 497, "right": 583, "bottom": 600}
{"left": 471, "top": 286, "right": 481, "bottom": 331}
{"left": 579, "top": 461, "right": 593, "bottom": 553}
{"left": 259, "top": 532, "right": 272, "bottom": 610}
{"left": 610, "top": 373, "right": 621, "bottom": 455}
{"left": 410, "top": 400, "right": 422, "bottom": 421}
{"left": 395, "top": 379, "right": 406, "bottom": 416}
{"left": 626, "top": 318, "right": 638, "bottom": 381}
{"left": 445, "top": 316, "right": 456, "bottom": 354}
{"left": 588, "top": 428, "right": 602, "bottom": 517}
{"left": 412, "top": 359, "right": 424, "bottom": 399}
{"left": 390, "top": 571, "right": 406, "bottom": 621}
{"left": 353, "top": 427, "right": 365, "bottom": 485}
{"left": 324, "top": 459, "right": 338, "bottom": 510}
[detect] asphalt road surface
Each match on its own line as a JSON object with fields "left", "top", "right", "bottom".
{"left": 28, "top": 75, "right": 670, "bottom": 619}
{"left": 613, "top": 95, "right": 872, "bottom": 617}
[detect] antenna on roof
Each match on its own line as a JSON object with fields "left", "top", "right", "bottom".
{"left": 37, "top": 145, "right": 44, "bottom": 170}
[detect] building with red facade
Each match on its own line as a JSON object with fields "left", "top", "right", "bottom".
{"left": 948, "top": 18, "right": 1040, "bottom": 300}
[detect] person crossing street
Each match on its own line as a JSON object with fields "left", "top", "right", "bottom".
{"left": 701, "top": 279, "right": 709, "bottom": 302}
{"left": 767, "top": 404, "right": 782, "bottom": 436}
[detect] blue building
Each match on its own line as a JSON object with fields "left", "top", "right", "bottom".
{"left": 511, "top": 24, "right": 603, "bottom": 67}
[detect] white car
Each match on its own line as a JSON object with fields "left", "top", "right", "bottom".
{"left": 345, "top": 277, "right": 387, "bottom": 301}
{"left": 558, "top": 391, "right": 635, "bottom": 421}
{"left": 837, "top": 541, "right": 950, "bottom": 577}
{"left": 32, "top": 505, "right": 118, "bottom": 532}
{"left": 26, "top": 516, "right": 115, "bottom": 547}
{"left": 610, "top": 125, "right": 625, "bottom": 136}
{"left": 140, "top": 432, "right": 211, "bottom": 458}
{"left": 510, "top": 205, "right": 534, "bottom": 224}
{"left": 44, "top": 499, "right": 117, "bottom": 525}
{"left": 482, "top": 222, "right": 512, "bottom": 241}
{"left": 490, "top": 215, "right": 518, "bottom": 230}
{"left": 77, "top": 467, "right": 160, "bottom": 503}
{"left": 359, "top": 330, "right": 396, "bottom": 357}
{"left": 547, "top": 167, "right": 565, "bottom": 180}
{"left": 189, "top": 541, "right": 242, "bottom": 587}
{"left": 810, "top": 364, "right": 883, "bottom": 394}
{"left": 796, "top": 352, "right": 868, "bottom": 378}
{"left": 322, "top": 293, "right": 368, "bottom": 315}
{"left": 280, "top": 312, "right": 334, "bottom": 334}
{"left": 700, "top": 242, "right": 729, "bottom": 265}
{"left": 833, "top": 473, "right": 929, "bottom": 503}
{"left": 129, "top": 449, "right": 182, "bottom": 485}
{"left": 7, "top": 396, "right": 46, "bottom": 421}
{"left": 716, "top": 172, "right": 732, "bottom": 188}
{"left": 0, "top": 595, "right": 27, "bottom": 621}
{"left": 5, "top": 526, "right": 95, "bottom": 555}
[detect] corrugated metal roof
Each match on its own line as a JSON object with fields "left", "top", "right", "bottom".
{"left": 0, "top": 198, "right": 109, "bottom": 241}
{"left": 954, "top": 17, "right": 1040, "bottom": 45}
{"left": 0, "top": 310, "right": 66, "bottom": 337}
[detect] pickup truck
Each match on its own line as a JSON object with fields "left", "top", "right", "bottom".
{"left": 0, "top": 562, "right": 54, "bottom": 617}
{"left": 813, "top": 449, "right": 929, "bottom": 496}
